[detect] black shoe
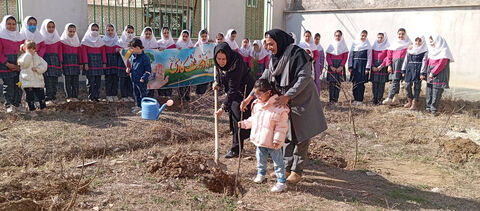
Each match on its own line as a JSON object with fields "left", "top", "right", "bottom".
{"left": 224, "top": 151, "right": 238, "bottom": 159}
{"left": 431, "top": 111, "right": 439, "bottom": 116}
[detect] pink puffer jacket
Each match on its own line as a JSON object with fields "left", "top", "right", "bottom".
{"left": 240, "top": 95, "right": 290, "bottom": 149}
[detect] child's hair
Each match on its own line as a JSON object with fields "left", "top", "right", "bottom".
{"left": 126, "top": 24, "right": 134, "bottom": 31}
{"left": 91, "top": 23, "right": 99, "bottom": 29}
{"left": 18, "top": 40, "right": 36, "bottom": 56}
{"left": 144, "top": 27, "right": 153, "bottom": 33}
{"left": 231, "top": 30, "right": 237, "bottom": 35}
{"left": 314, "top": 33, "right": 321, "bottom": 38}
{"left": 68, "top": 24, "right": 76, "bottom": 30}
{"left": 415, "top": 37, "right": 422, "bottom": 42}
{"left": 6, "top": 16, "right": 16, "bottom": 22}
{"left": 129, "top": 38, "right": 144, "bottom": 49}
{"left": 361, "top": 30, "right": 368, "bottom": 35}
{"left": 243, "top": 37, "right": 249, "bottom": 42}
{"left": 398, "top": 28, "right": 406, "bottom": 33}
{"left": 335, "top": 30, "right": 343, "bottom": 36}
{"left": 161, "top": 26, "right": 170, "bottom": 31}
{"left": 304, "top": 30, "right": 311, "bottom": 36}
{"left": 106, "top": 23, "right": 114, "bottom": 29}
{"left": 216, "top": 32, "right": 224, "bottom": 38}
{"left": 254, "top": 79, "right": 280, "bottom": 96}
{"left": 200, "top": 29, "right": 208, "bottom": 35}
{"left": 27, "top": 16, "right": 37, "bottom": 23}
{"left": 182, "top": 30, "right": 189, "bottom": 36}
{"left": 377, "top": 32, "right": 384, "bottom": 37}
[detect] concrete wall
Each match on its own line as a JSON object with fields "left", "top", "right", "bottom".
{"left": 20, "top": 0, "right": 88, "bottom": 37}
{"left": 287, "top": 0, "right": 480, "bottom": 10}
{"left": 208, "top": 0, "right": 246, "bottom": 43}
{"left": 271, "top": 0, "right": 287, "bottom": 29}
{"left": 285, "top": 6, "right": 480, "bottom": 90}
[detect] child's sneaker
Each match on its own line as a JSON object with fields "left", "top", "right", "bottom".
{"left": 270, "top": 183, "right": 287, "bottom": 193}
{"left": 131, "top": 106, "right": 141, "bottom": 114}
{"left": 253, "top": 174, "right": 266, "bottom": 183}
{"left": 382, "top": 98, "right": 392, "bottom": 105}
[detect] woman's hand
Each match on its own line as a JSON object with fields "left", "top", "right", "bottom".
{"left": 420, "top": 75, "right": 426, "bottom": 81}
{"left": 5, "top": 62, "right": 19, "bottom": 71}
{"left": 429, "top": 73, "right": 433, "bottom": 79}
{"left": 212, "top": 82, "right": 219, "bottom": 90}
{"left": 240, "top": 95, "right": 254, "bottom": 112}
{"left": 238, "top": 121, "right": 243, "bottom": 129}
{"left": 126, "top": 68, "right": 130, "bottom": 74}
{"left": 387, "top": 66, "right": 392, "bottom": 73}
{"left": 140, "top": 78, "right": 144, "bottom": 83}
{"left": 32, "top": 67, "right": 38, "bottom": 72}
{"left": 273, "top": 95, "right": 290, "bottom": 108}
{"left": 337, "top": 66, "right": 343, "bottom": 72}
{"left": 215, "top": 108, "right": 224, "bottom": 117}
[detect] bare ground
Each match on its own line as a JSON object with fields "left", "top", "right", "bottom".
{"left": 0, "top": 83, "right": 479, "bottom": 210}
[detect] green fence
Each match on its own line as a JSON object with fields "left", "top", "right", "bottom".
{"left": 90, "top": 0, "right": 204, "bottom": 38}
{"left": 245, "top": 0, "right": 269, "bottom": 40}
{"left": 1, "top": 0, "right": 21, "bottom": 28}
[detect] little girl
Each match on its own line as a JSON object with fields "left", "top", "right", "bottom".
{"left": 176, "top": 30, "right": 194, "bottom": 101}
{"left": 401, "top": 36, "right": 428, "bottom": 110}
{"left": 238, "top": 79, "right": 289, "bottom": 193}
{"left": 348, "top": 30, "right": 372, "bottom": 105}
{"left": 215, "top": 32, "right": 224, "bottom": 45}
{"left": 156, "top": 26, "right": 175, "bottom": 97}
{"left": 39, "top": 19, "right": 62, "bottom": 105}
{"left": 81, "top": 23, "right": 106, "bottom": 102}
{"left": 117, "top": 25, "right": 135, "bottom": 102}
{"left": 60, "top": 23, "right": 82, "bottom": 102}
{"left": 421, "top": 34, "right": 453, "bottom": 116}
{"left": 20, "top": 16, "right": 45, "bottom": 57}
{"left": 249, "top": 40, "right": 269, "bottom": 79}
{"left": 370, "top": 32, "right": 390, "bottom": 105}
{"left": 194, "top": 29, "right": 212, "bottom": 95}
{"left": 103, "top": 24, "right": 121, "bottom": 102}
{"left": 225, "top": 29, "right": 239, "bottom": 51}
{"left": 238, "top": 38, "right": 252, "bottom": 67}
{"left": 326, "top": 30, "right": 349, "bottom": 103}
{"left": 298, "top": 31, "right": 320, "bottom": 93}
{"left": 18, "top": 40, "right": 48, "bottom": 111}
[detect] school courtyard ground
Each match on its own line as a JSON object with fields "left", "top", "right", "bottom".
{"left": 0, "top": 81, "right": 479, "bottom": 210}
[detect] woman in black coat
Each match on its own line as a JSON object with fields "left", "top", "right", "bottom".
{"left": 213, "top": 42, "right": 255, "bottom": 158}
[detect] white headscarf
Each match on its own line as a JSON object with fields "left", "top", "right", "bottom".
{"left": 117, "top": 25, "right": 135, "bottom": 48}
{"left": 102, "top": 24, "right": 119, "bottom": 47}
{"left": 290, "top": 32, "right": 297, "bottom": 45}
{"left": 176, "top": 30, "right": 193, "bottom": 49}
{"left": 60, "top": 23, "right": 80, "bottom": 47}
{"left": 215, "top": 32, "right": 224, "bottom": 46}
{"left": 20, "top": 16, "right": 44, "bottom": 43}
{"left": 351, "top": 32, "right": 371, "bottom": 51}
{"left": 238, "top": 39, "right": 251, "bottom": 58}
{"left": 298, "top": 34, "right": 317, "bottom": 52}
{"left": 157, "top": 27, "right": 175, "bottom": 49}
{"left": 225, "top": 29, "right": 239, "bottom": 50}
{"left": 81, "top": 23, "right": 105, "bottom": 48}
{"left": 250, "top": 40, "right": 269, "bottom": 60}
{"left": 194, "top": 30, "right": 209, "bottom": 47}
{"left": 389, "top": 32, "right": 412, "bottom": 51}
{"left": 372, "top": 32, "right": 390, "bottom": 51}
{"left": 428, "top": 34, "right": 454, "bottom": 62}
{"left": 326, "top": 32, "right": 349, "bottom": 55}
{"left": 407, "top": 35, "right": 428, "bottom": 55}
{"left": 0, "top": 15, "right": 22, "bottom": 42}
{"left": 140, "top": 27, "right": 157, "bottom": 49}
{"left": 39, "top": 19, "right": 61, "bottom": 45}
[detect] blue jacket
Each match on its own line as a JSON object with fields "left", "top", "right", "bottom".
{"left": 129, "top": 51, "right": 151, "bottom": 83}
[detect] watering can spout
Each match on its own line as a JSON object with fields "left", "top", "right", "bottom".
{"left": 156, "top": 99, "right": 174, "bottom": 119}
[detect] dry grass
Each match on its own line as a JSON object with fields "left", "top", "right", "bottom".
{"left": 0, "top": 82, "right": 479, "bottom": 210}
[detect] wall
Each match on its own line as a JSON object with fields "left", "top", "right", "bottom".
{"left": 20, "top": 0, "right": 88, "bottom": 37}
{"left": 271, "top": 0, "right": 287, "bottom": 29}
{"left": 285, "top": 6, "right": 480, "bottom": 90}
{"left": 286, "top": 0, "right": 480, "bottom": 10}
{"left": 208, "top": 0, "right": 246, "bottom": 43}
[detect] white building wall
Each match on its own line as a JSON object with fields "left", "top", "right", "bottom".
{"left": 208, "top": 0, "right": 246, "bottom": 42}
{"left": 285, "top": 7, "right": 480, "bottom": 90}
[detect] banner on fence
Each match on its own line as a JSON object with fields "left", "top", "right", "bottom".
{"left": 121, "top": 44, "right": 215, "bottom": 90}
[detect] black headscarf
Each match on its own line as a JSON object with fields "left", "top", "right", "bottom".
{"left": 264, "top": 29, "right": 294, "bottom": 68}
{"left": 214, "top": 42, "right": 241, "bottom": 71}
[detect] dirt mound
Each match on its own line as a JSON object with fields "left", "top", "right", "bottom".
{"left": 55, "top": 101, "right": 133, "bottom": 116}
{"left": 0, "top": 199, "right": 42, "bottom": 211}
{"left": 440, "top": 138, "right": 480, "bottom": 163}
{"left": 149, "top": 150, "right": 240, "bottom": 196}
{"left": 309, "top": 143, "right": 348, "bottom": 168}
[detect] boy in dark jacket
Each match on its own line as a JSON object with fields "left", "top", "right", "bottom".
{"left": 126, "top": 38, "right": 151, "bottom": 113}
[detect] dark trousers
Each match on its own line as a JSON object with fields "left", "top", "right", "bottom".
{"left": 1, "top": 75, "right": 21, "bottom": 107}
{"left": 86, "top": 75, "right": 102, "bottom": 100}
{"left": 64, "top": 75, "right": 79, "bottom": 99}
{"left": 24, "top": 87, "right": 46, "bottom": 111}
{"left": 195, "top": 83, "right": 208, "bottom": 95}
{"left": 387, "top": 79, "right": 401, "bottom": 99}
{"left": 119, "top": 77, "right": 133, "bottom": 98}
{"left": 283, "top": 139, "right": 311, "bottom": 175}
{"left": 328, "top": 81, "right": 340, "bottom": 102}
{"left": 352, "top": 82, "right": 365, "bottom": 102}
{"left": 426, "top": 83, "right": 444, "bottom": 113}
{"left": 229, "top": 101, "right": 251, "bottom": 154}
{"left": 405, "top": 81, "right": 421, "bottom": 100}
{"left": 132, "top": 81, "right": 147, "bottom": 107}
{"left": 179, "top": 87, "right": 190, "bottom": 101}
{"left": 44, "top": 76, "right": 58, "bottom": 101}
{"left": 371, "top": 82, "right": 386, "bottom": 104}
{"left": 105, "top": 74, "right": 118, "bottom": 96}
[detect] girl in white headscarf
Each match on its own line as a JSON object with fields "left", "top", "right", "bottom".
{"left": 157, "top": 26, "right": 175, "bottom": 50}
{"left": 39, "top": 19, "right": 62, "bottom": 104}
{"left": 421, "top": 34, "right": 454, "bottom": 115}
{"left": 81, "top": 23, "right": 106, "bottom": 102}
{"left": 194, "top": 29, "right": 211, "bottom": 47}
{"left": 298, "top": 31, "right": 321, "bottom": 93}
{"left": 116, "top": 25, "right": 135, "bottom": 102}
{"left": 0, "top": 15, "right": 23, "bottom": 112}
{"left": 383, "top": 28, "right": 412, "bottom": 105}
{"left": 103, "top": 24, "right": 121, "bottom": 102}
{"left": 249, "top": 40, "right": 269, "bottom": 79}
{"left": 238, "top": 37, "right": 252, "bottom": 66}
{"left": 60, "top": 23, "right": 81, "bottom": 101}
{"left": 225, "top": 29, "right": 239, "bottom": 51}
{"left": 370, "top": 32, "right": 390, "bottom": 105}
{"left": 401, "top": 35, "right": 428, "bottom": 110}
{"left": 20, "top": 16, "right": 46, "bottom": 57}
{"left": 140, "top": 27, "right": 158, "bottom": 49}
{"left": 215, "top": 32, "right": 224, "bottom": 46}
{"left": 348, "top": 30, "right": 372, "bottom": 105}
{"left": 325, "top": 30, "right": 349, "bottom": 103}
{"left": 176, "top": 30, "right": 194, "bottom": 49}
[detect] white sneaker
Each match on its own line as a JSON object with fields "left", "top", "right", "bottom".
{"left": 131, "top": 106, "right": 141, "bottom": 113}
{"left": 45, "top": 101, "right": 55, "bottom": 106}
{"left": 253, "top": 174, "right": 266, "bottom": 183}
{"left": 66, "top": 98, "right": 72, "bottom": 103}
{"left": 6, "top": 106, "right": 15, "bottom": 113}
{"left": 382, "top": 98, "right": 393, "bottom": 105}
{"left": 270, "top": 183, "right": 287, "bottom": 193}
